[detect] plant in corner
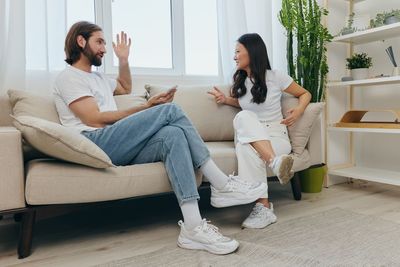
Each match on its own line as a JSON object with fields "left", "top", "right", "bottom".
{"left": 279, "top": 0, "right": 333, "bottom": 103}
{"left": 279, "top": 0, "right": 332, "bottom": 192}
{"left": 346, "top": 52, "right": 372, "bottom": 80}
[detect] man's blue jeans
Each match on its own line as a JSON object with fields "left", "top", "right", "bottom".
{"left": 82, "top": 103, "right": 210, "bottom": 204}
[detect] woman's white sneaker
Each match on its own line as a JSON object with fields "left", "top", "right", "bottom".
{"left": 177, "top": 219, "right": 239, "bottom": 255}
{"left": 241, "top": 202, "right": 277, "bottom": 229}
{"left": 269, "top": 155, "right": 294, "bottom": 184}
{"left": 210, "top": 175, "right": 268, "bottom": 208}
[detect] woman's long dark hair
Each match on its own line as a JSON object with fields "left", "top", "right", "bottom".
{"left": 231, "top": 33, "right": 271, "bottom": 104}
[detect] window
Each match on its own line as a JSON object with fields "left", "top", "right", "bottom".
{"left": 103, "top": 0, "right": 219, "bottom": 76}
{"left": 110, "top": 0, "right": 173, "bottom": 69}
{"left": 25, "top": 0, "right": 95, "bottom": 71}
{"left": 25, "top": 0, "right": 219, "bottom": 77}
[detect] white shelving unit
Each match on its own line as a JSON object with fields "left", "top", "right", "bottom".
{"left": 329, "top": 167, "right": 400, "bottom": 186}
{"left": 333, "top": 22, "right": 400, "bottom": 44}
{"left": 328, "top": 126, "right": 400, "bottom": 134}
{"left": 327, "top": 75, "right": 400, "bottom": 87}
{"left": 325, "top": 0, "right": 400, "bottom": 186}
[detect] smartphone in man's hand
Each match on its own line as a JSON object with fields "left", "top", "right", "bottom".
{"left": 166, "top": 85, "right": 178, "bottom": 94}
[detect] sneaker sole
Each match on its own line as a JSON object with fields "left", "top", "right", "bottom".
{"left": 210, "top": 183, "right": 268, "bottom": 208}
{"left": 241, "top": 218, "right": 277, "bottom": 229}
{"left": 177, "top": 236, "right": 239, "bottom": 255}
{"left": 277, "top": 156, "right": 294, "bottom": 185}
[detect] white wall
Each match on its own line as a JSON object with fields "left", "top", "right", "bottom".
{"left": 327, "top": 0, "right": 400, "bottom": 174}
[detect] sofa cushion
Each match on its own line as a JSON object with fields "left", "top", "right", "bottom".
{"left": 206, "top": 141, "right": 237, "bottom": 175}
{"left": 12, "top": 115, "right": 113, "bottom": 168}
{"left": 145, "top": 84, "right": 240, "bottom": 141}
{"left": 8, "top": 89, "right": 60, "bottom": 123}
{"left": 25, "top": 159, "right": 202, "bottom": 205}
{"left": 281, "top": 95, "right": 324, "bottom": 156}
{"left": 114, "top": 94, "right": 147, "bottom": 110}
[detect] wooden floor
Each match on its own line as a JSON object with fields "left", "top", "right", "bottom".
{"left": 1, "top": 180, "right": 400, "bottom": 267}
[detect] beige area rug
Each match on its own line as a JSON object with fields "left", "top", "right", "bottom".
{"left": 95, "top": 208, "right": 400, "bottom": 267}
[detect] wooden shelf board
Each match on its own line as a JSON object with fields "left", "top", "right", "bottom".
{"left": 335, "top": 122, "right": 400, "bottom": 129}
{"left": 327, "top": 76, "right": 400, "bottom": 87}
{"left": 329, "top": 166, "right": 400, "bottom": 186}
{"left": 333, "top": 22, "right": 400, "bottom": 44}
{"left": 328, "top": 126, "right": 400, "bottom": 133}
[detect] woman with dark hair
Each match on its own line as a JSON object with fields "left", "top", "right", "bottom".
{"left": 209, "top": 33, "right": 311, "bottom": 229}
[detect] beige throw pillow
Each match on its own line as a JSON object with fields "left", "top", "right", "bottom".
{"left": 8, "top": 89, "right": 60, "bottom": 123}
{"left": 8, "top": 90, "right": 147, "bottom": 166}
{"left": 12, "top": 115, "right": 114, "bottom": 168}
{"left": 145, "top": 84, "right": 240, "bottom": 141}
{"left": 114, "top": 94, "right": 147, "bottom": 110}
{"left": 281, "top": 94, "right": 324, "bottom": 155}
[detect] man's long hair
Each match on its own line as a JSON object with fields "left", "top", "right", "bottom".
{"left": 64, "top": 21, "right": 102, "bottom": 65}
{"left": 231, "top": 33, "right": 272, "bottom": 104}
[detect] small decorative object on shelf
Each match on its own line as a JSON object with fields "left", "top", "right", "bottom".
{"left": 385, "top": 46, "right": 399, "bottom": 76}
{"left": 341, "top": 76, "right": 353, "bottom": 82}
{"left": 370, "top": 9, "right": 400, "bottom": 28}
{"left": 346, "top": 52, "right": 372, "bottom": 80}
{"left": 335, "top": 110, "right": 400, "bottom": 129}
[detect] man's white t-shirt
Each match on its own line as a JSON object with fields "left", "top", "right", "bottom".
{"left": 238, "top": 69, "right": 293, "bottom": 122}
{"left": 53, "top": 65, "right": 117, "bottom": 133}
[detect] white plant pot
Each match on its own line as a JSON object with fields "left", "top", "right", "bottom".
{"left": 384, "top": 16, "right": 400, "bottom": 25}
{"left": 351, "top": 68, "right": 369, "bottom": 80}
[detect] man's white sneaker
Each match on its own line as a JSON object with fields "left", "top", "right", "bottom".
{"left": 269, "top": 154, "right": 294, "bottom": 185}
{"left": 210, "top": 175, "right": 268, "bottom": 208}
{"left": 241, "top": 202, "right": 277, "bottom": 229}
{"left": 177, "top": 219, "right": 239, "bottom": 255}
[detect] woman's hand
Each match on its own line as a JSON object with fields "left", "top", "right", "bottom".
{"left": 281, "top": 106, "right": 303, "bottom": 126}
{"left": 207, "top": 86, "right": 227, "bottom": 104}
{"left": 147, "top": 88, "right": 177, "bottom": 107}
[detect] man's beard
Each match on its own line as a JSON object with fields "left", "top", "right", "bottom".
{"left": 82, "top": 44, "right": 102, "bottom": 66}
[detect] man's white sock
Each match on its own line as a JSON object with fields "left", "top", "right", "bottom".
{"left": 180, "top": 200, "right": 203, "bottom": 230}
{"left": 200, "top": 159, "right": 229, "bottom": 189}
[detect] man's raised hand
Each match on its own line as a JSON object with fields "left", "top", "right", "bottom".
{"left": 113, "top": 31, "right": 131, "bottom": 62}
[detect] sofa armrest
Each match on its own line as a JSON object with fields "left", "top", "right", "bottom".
{"left": 307, "top": 113, "right": 324, "bottom": 166}
{"left": 0, "top": 127, "right": 25, "bottom": 211}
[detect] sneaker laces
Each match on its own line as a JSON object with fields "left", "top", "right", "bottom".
{"left": 199, "top": 219, "right": 228, "bottom": 241}
{"left": 249, "top": 203, "right": 265, "bottom": 218}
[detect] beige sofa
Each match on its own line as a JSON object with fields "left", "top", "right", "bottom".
{"left": 0, "top": 84, "right": 323, "bottom": 259}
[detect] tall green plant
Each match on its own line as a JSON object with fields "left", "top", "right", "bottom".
{"left": 279, "top": 0, "right": 333, "bottom": 102}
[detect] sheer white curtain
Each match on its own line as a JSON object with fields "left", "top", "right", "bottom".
{"left": 1, "top": 0, "right": 94, "bottom": 94}
{"left": 0, "top": 0, "right": 26, "bottom": 94}
{"left": 217, "top": 0, "right": 287, "bottom": 83}
{"left": 24, "top": 0, "right": 95, "bottom": 93}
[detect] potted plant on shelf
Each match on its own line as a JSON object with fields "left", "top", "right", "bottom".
{"left": 370, "top": 9, "right": 400, "bottom": 28}
{"left": 279, "top": 0, "right": 332, "bottom": 193}
{"left": 346, "top": 52, "right": 372, "bottom": 80}
{"left": 338, "top": 12, "right": 357, "bottom": 36}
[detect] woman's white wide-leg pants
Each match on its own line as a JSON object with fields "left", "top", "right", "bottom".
{"left": 233, "top": 110, "right": 291, "bottom": 198}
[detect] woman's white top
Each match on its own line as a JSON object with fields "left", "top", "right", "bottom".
{"left": 238, "top": 70, "right": 293, "bottom": 122}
